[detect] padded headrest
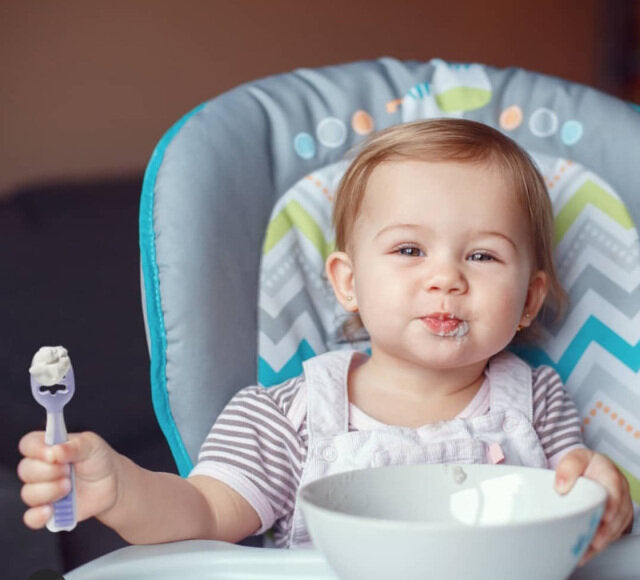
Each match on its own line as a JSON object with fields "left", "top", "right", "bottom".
{"left": 140, "top": 59, "right": 640, "bottom": 486}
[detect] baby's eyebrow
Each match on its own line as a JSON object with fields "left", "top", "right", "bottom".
{"left": 476, "top": 230, "right": 518, "bottom": 250}
{"left": 373, "top": 224, "right": 518, "bottom": 250}
{"left": 373, "top": 223, "right": 422, "bottom": 240}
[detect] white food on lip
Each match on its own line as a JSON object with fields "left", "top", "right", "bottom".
{"left": 29, "top": 346, "right": 71, "bottom": 386}
{"left": 437, "top": 320, "right": 469, "bottom": 338}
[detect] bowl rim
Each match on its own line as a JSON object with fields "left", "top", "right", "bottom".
{"left": 298, "top": 463, "right": 607, "bottom": 532}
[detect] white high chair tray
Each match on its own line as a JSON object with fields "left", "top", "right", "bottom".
{"left": 65, "top": 541, "right": 334, "bottom": 579}
{"left": 65, "top": 536, "right": 639, "bottom": 579}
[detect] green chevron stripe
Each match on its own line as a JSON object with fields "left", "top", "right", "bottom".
{"left": 263, "top": 200, "right": 335, "bottom": 258}
{"left": 262, "top": 205, "right": 293, "bottom": 254}
{"left": 554, "top": 180, "right": 634, "bottom": 245}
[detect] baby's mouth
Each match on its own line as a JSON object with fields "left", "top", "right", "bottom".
{"left": 422, "top": 313, "right": 469, "bottom": 337}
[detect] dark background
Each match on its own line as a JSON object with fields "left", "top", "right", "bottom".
{"left": 1, "top": 177, "right": 175, "bottom": 577}
{"left": 2, "top": 1, "right": 638, "bottom": 578}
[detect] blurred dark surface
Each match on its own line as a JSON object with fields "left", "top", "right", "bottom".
{"left": 1, "top": 177, "right": 176, "bottom": 578}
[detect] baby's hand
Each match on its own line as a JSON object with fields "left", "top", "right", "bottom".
{"left": 554, "top": 448, "right": 633, "bottom": 564}
{"left": 18, "top": 431, "right": 120, "bottom": 529}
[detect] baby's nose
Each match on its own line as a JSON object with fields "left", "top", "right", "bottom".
{"left": 425, "top": 263, "right": 468, "bottom": 294}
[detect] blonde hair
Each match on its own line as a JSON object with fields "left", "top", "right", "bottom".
{"left": 332, "top": 119, "right": 566, "bottom": 343}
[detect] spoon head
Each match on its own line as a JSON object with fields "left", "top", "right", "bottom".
{"left": 31, "top": 366, "right": 75, "bottom": 412}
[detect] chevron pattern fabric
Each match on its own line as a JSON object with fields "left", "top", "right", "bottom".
{"left": 256, "top": 61, "right": 639, "bottom": 520}
{"left": 514, "top": 153, "right": 640, "bottom": 506}
{"left": 258, "top": 159, "right": 355, "bottom": 387}
{"left": 258, "top": 151, "right": 640, "bottom": 509}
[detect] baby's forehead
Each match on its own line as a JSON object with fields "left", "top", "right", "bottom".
{"left": 357, "top": 159, "right": 530, "bottom": 232}
{"left": 364, "top": 155, "right": 516, "bottom": 190}
{"left": 362, "top": 158, "right": 519, "bottom": 204}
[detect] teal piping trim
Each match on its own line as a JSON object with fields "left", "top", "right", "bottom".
{"left": 139, "top": 102, "right": 207, "bottom": 477}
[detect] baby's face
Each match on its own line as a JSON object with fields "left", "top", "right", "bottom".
{"left": 345, "top": 158, "right": 546, "bottom": 371}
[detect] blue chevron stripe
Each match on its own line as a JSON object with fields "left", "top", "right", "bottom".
{"left": 258, "top": 340, "right": 317, "bottom": 387}
{"left": 512, "top": 316, "right": 639, "bottom": 382}
{"left": 260, "top": 322, "right": 638, "bottom": 389}
{"left": 509, "top": 345, "right": 557, "bottom": 374}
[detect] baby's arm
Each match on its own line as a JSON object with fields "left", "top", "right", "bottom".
{"left": 18, "top": 431, "right": 260, "bottom": 544}
{"left": 530, "top": 366, "right": 633, "bottom": 561}
{"left": 555, "top": 448, "right": 633, "bottom": 564}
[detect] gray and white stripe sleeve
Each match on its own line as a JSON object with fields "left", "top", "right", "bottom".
{"left": 189, "top": 377, "right": 308, "bottom": 533}
{"left": 532, "top": 365, "right": 586, "bottom": 467}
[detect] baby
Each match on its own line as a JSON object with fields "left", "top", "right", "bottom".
{"left": 18, "top": 119, "right": 632, "bottom": 564}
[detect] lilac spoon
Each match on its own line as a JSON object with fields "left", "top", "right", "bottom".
{"left": 29, "top": 346, "right": 77, "bottom": 532}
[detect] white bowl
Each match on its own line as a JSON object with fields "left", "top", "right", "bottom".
{"left": 299, "top": 463, "right": 606, "bottom": 580}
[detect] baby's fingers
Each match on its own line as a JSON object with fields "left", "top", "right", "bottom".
{"left": 580, "top": 501, "right": 632, "bottom": 566}
{"left": 23, "top": 505, "right": 54, "bottom": 530}
{"left": 579, "top": 456, "right": 633, "bottom": 565}
{"left": 20, "top": 430, "right": 98, "bottom": 465}
{"left": 19, "top": 431, "right": 70, "bottom": 463}
{"left": 17, "top": 457, "right": 70, "bottom": 483}
{"left": 586, "top": 455, "right": 631, "bottom": 527}
{"left": 580, "top": 517, "right": 620, "bottom": 565}
{"left": 554, "top": 448, "right": 593, "bottom": 494}
{"left": 21, "top": 478, "right": 71, "bottom": 509}
{"left": 19, "top": 431, "right": 50, "bottom": 461}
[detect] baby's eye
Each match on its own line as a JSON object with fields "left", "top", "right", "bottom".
{"left": 397, "top": 246, "right": 424, "bottom": 257}
{"left": 468, "top": 251, "right": 496, "bottom": 262}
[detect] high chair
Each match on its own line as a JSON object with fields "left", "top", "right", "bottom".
{"left": 67, "top": 58, "right": 639, "bottom": 579}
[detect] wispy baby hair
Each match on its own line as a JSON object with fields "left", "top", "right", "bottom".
{"left": 332, "top": 118, "right": 566, "bottom": 341}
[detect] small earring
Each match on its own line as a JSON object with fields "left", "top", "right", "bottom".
{"left": 346, "top": 296, "right": 353, "bottom": 302}
{"left": 517, "top": 313, "right": 531, "bottom": 332}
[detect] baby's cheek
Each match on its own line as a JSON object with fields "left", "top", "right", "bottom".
{"left": 356, "top": 283, "right": 405, "bottom": 332}
{"left": 484, "top": 285, "right": 524, "bottom": 326}
{"left": 359, "top": 272, "right": 402, "bottom": 304}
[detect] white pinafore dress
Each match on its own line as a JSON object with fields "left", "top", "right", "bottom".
{"left": 288, "top": 350, "right": 548, "bottom": 547}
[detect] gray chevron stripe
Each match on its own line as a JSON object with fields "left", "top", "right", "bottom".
{"left": 259, "top": 287, "right": 327, "bottom": 343}
{"left": 260, "top": 246, "right": 306, "bottom": 297}
{"left": 541, "top": 264, "right": 640, "bottom": 335}
{"left": 565, "top": 364, "right": 640, "bottom": 416}
{"left": 555, "top": 218, "right": 639, "bottom": 272}
{"left": 564, "top": 265, "right": 640, "bottom": 313}
{"left": 583, "top": 427, "right": 640, "bottom": 470}
{"left": 565, "top": 266, "right": 640, "bottom": 314}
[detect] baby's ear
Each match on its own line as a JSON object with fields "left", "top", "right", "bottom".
{"left": 325, "top": 251, "right": 359, "bottom": 312}
{"left": 520, "top": 270, "right": 548, "bottom": 328}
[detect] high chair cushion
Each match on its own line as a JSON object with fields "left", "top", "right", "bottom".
{"left": 141, "top": 60, "right": 640, "bottom": 531}
{"left": 254, "top": 60, "right": 640, "bottom": 529}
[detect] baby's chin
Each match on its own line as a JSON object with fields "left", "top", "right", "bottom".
{"left": 411, "top": 337, "right": 500, "bottom": 370}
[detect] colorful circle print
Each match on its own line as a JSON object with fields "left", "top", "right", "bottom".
{"left": 529, "top": 108, "right": 559, "bottom": 137}
{"left": 293, "top": 132, "right": 316, "bottom": 160}
{"left": 351, "top": 110, "right": 375, "bottom": 135}
{"left": 316, "top": 117, "right": 347, "bottom": 148}
{"left": 499, "top": 105, "right": 524, "bottom": 131}
{"left": 560, "top": 120, "right": 584, "bottom": 145}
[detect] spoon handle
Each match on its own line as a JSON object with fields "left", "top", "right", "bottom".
{"left": 45, "top": 411, "right": 77, "bottom": 532}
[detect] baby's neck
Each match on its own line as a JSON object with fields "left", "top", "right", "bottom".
{"left": 348, "top": 352, "right": 487, "bottom": 427}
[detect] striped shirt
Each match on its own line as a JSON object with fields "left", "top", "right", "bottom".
{"left": 190, "top": 356, "right": 584, "bottom": 547}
